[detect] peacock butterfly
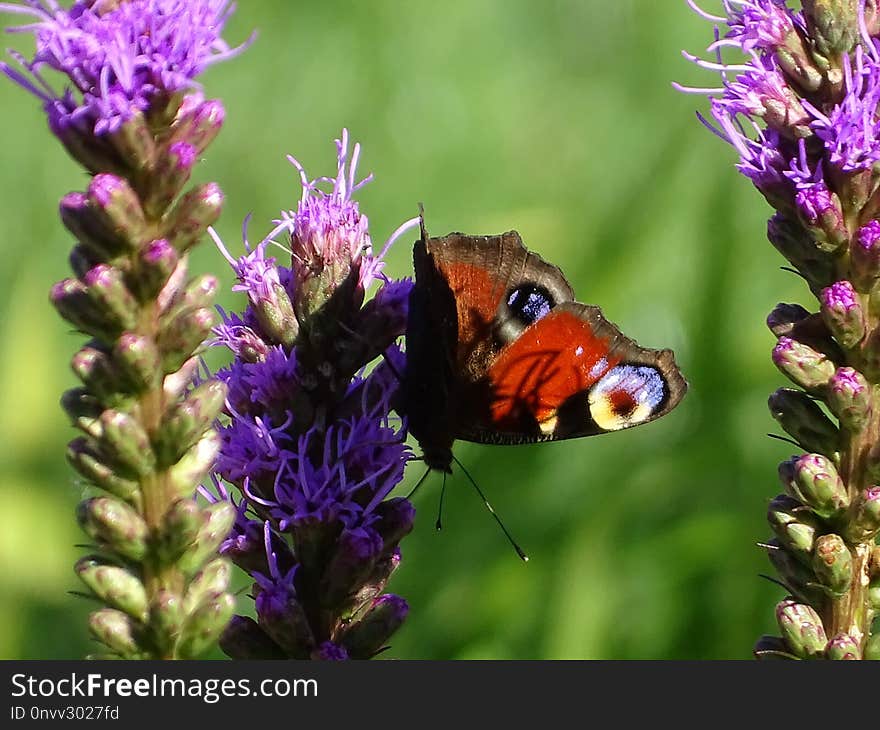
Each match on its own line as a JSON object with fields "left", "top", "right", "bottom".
{"left": 403, "top": 218, "right": 688, "bottom": 474}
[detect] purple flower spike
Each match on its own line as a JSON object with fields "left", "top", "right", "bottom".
{"left": 0, "top": 0, "right": 250, "bottom": 136}
{"left": 212, "top": 133, "right": 417, "bottom": 660}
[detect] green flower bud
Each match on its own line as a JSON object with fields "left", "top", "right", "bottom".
{"left": 772, "top": 337, "right": 836, "bottom": 392}
{"left": 107, "top": 112, "right": 157, "bottom": 176}
{"left": 253, "top": 282, "right": 298, "bottom": 349}
{"left": 149, "top": 590, "right": 183, "bottom": 656}
{"left": 60, "top": 193, "right": 125, "bottom": 261}
{"left": 100, "top": 409, "right": 156, "bottom": 478}
{"left": 144, "top": 141, "right": 196, "bottom": 217}
{"left": 220, "top": 615, "right": 285, "bottom": 660}
{"left": 167, "top": 430, "right": 221, "bottom": 500}
{"left": 66, "top": 437, "right": 140, "bottom": 504}
{"left": 768, "top": 389, "right": 840, "bottom": 459}
{"left": 157, "top": 306, "right": 215, "bottom": 373}
{"left": 155, "top": 380, "right": 227, "bottom": 468}
{"left": 52, "top": 278, "right": 119, "bottom": 343}
{"left": 88, "top": 608, "right": 142, "bottom": 658}
{"left": 162, "top": 357, "right": 200, "bottom": 401}
{"left": 820, "top": 281, "right": 865, "bottom": 349}
{"left": 86, "top": 173, "right": 148, "bottom": 252}
{"left": 845, "top": 487, "right": 880, "bottom": 542}
{"left": 865, "top": 632, "right": 880, "bottom": 660}
{"left": 812, "top": 534, "right": 853, "bottom": 597}
{"left": 77, "top": 497, "right": 148, "bottom": 562}
{"left": 319, "top": 528, "right": 383, "bottom": 608}
{"left": 70, "top": 344, "right": 128, "bottom": 401}
{"left": 176, "top": 592, "right": 234, "bottom": 659}
{"left": 767, "top": 214, "right": 834, "bottom": 287}
{"left": 111, "top": 333, "right": 161, "bottom": 393}
{"left": 132, "top": 239, "right": 179, "bottom": 303}
{"left": 779, "top": 453, "right": 849, "bottom": 518}
{"left": 826, "top": 632, "right": 861, "bottom": 660}
{"left": 75, "top": 556, "right": 148, "bottom": 622}
{"left": 166, "top": 182, "right": 224, "bottom": 253}
{"left": 257, "top": 592, "right": 314, "bottom": 659}
{"left": 803, "top": 0, "right": 860, "bottom": 56}
{"left": 82, "top": 264, "right": 139, "bottom": 334}
{"left": 776, "top": 598, "right": 828, "bottom": 659}
{"left": 827, "top": 367, "right": 872, "bottom": 431}
{"left": 157, "top": 498, "right": 204, "bottom": 564}
{"left": 169, "top": 99, "right": 224, "bottom": 156}
{"left": 767, "top": 495, "right": 819, "bottom": 563}
{"left": 183, "top": 558, "right": 232, "bottom": 615}
{"left": 766, "top": 540, "right": 826, "bottom": 606}
{"left": 177, "top": 501, "right": 235, "bottom": 574}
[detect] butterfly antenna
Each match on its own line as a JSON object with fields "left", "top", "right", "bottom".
{"left": 452, "top": 454, "right": 528, "bottom": 562}
{"left": 406, "top": 466, "right": 432, "bottom": 500}
{"left": 436, "top": 472, "right": 448, "bottom": 531}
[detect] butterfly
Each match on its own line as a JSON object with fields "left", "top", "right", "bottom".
{"left": 402, "top": 219, "right": 688, "bottom": 475}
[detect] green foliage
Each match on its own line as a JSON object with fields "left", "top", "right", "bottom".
{"left": 0, "top": 0, "right": 794, "bottom": 659}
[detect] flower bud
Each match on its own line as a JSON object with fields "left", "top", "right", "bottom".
{"left": 795, "top": 184, "right": 848, "bottom": 252}
{"left": 812, "top": 534, "right": 853, "bottom": 597}
{"left": 219, "top": 615, "right": 285, "bottom": 660}
{"left": 852, "top": 220, "right": 880, "bottom": 290}
{"left": 133, "top": 239, "right": 179, "bottom": 303}
{"left": 340, "top": 594, "right": 409, "bottom": 659}
{"left": 112, "top": 333, "right": 161, "bottom": 393}
{"left": 319, "top": 528, "right": 384, "bottom": 607}
{"left": 767, "top": 302, "right": 811, "bottom": 338}
{"left": 803, "top": 1, "right": 861, "bottom": 56}
{"left": 88, "top": 608, "right": 141, "bottom": 658}
{"left": 176, "top": 592, "right": 234, "bottom": 659}
{"left": 77, "top": 497, "right": 148, "bottom": 562}
{"left": 145, "top": 141, "right": 197, "bottom": 217}
{"left": 75, "top": 556, "right": 148, "bottom": 622}
{"left": 767, "top": 495, "right": 819, "bottom": 563}
{"left": 767, "top": 214, "right": 834, "bottom": 287}
{"left": 864, "top": 632, "right": 880, "bottom": 660}
{"left": 167, "top": 182, "right": 224, "bottom": 253}
{"left": 827, "top": 367, "right": 872, "bottom": 431}
{"left": 70, "top": 343, "right": 128, "bottom": 401}
{"left": 825, "top": 632, "right": 861, "bottom": 660}
{"left": 844, "top": 486, "right": 880, "bottom": 542}
{"left": 52, "top": 278, "right": 119, "bottom": 342}
{"left": 776, "top": 598, "right": 827, "bottom": 658}
{"left": 820, "top": 281, "right": 865, "bottom": 348}
{"left": 779, "top": 453, "right": 849, "bottom": 518}
{"left": 768, "top": 389, "right": 840, "bottom": 458}
{"left": 155, "top": 380, "right": 227, "bottom": 468}
{"left": 163, "top": 357, "right": 200, "bottom": 401}
{"left": 60, "top": 192, "right": 124, "bottom": 260}
{"left": 82, "top": 264, "right": 139, "bottom": 334}
{"left": 766, "top": 539, "right": 825, "bottom": 605}
{"left": 772, "top": 337, "right": 836, "bottom": 392}
{"left": 149, "top": 590, "right": 184, "bottom": 657}
{"left": 157, "top": 498, "right": 203, "bottom": 564}
{"left": 87, "top": 174, "right": 148, "bottom": 251}
{"left": 66, "top": 437, "right": 140, "bottom": 504}
{"left": 183, "top": 558, "right": 232, "bottom": 615}
{"left": 373, "top": 497, "right": 416, "bottom": 551}
{"left": 100, "top": 409, "right": 155, "bottom": 478}
{"left": 107, "top": 111, "right": 157, "bottom": 175}
{"left": 167, "top": 430, "right": 222, "bottom": 499}
{"left": 177, "top": 501, "right": 236, "bottom": 574}
{"left": 256, "top": 587, "right": 314, "bottom": 659}
{"left": 170, "top": 98, "right": 225, "bottom": 155}
{"left": 157, "top": 306, "right": 215, "bottom": 373}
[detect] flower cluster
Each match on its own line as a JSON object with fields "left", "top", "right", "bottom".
{"left": 2, "top": 0, "right": 244, "bottom": 658}
{"left": 680, "top": 0, "right": 880, "bottom": 659}
{"left": 211, "top": 131, "right": 419, "bottom": 660}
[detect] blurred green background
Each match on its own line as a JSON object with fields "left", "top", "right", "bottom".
{"left": 0, "top": 0, "right": 805, "bottom": 659}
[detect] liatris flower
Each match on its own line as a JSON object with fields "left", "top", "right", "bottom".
{"left": 2, "top": 0, "right": 248, "bottom": 658}
{"left": 679, "top": 0, "right": 880, "bottom": 660}
{"left": 210, "top": 131, "right": 419, "bottom": 660}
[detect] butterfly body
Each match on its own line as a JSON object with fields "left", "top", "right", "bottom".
{"left": 403, "top": 223, "right": 687, "bottom": 473}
